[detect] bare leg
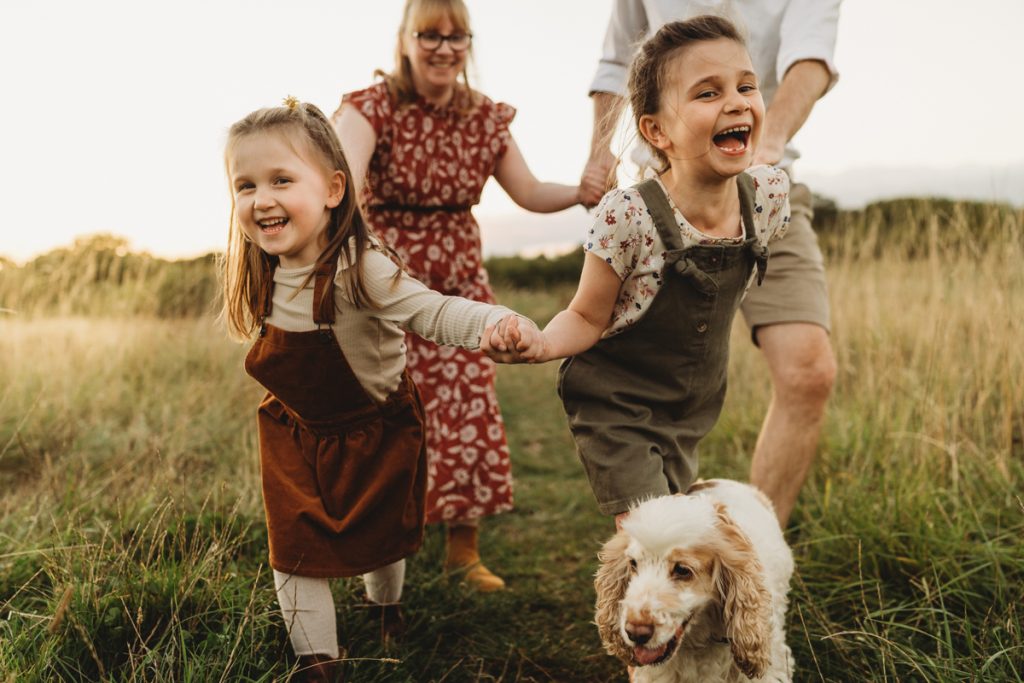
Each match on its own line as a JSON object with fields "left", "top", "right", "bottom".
{"left": 750, "top": 322, "right": 836, "bottom": 526}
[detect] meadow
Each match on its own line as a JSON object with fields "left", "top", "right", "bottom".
{"left": 1, "top": 198, "right": 1022, "bottom": 681}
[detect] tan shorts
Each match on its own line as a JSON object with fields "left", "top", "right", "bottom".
{"left": 740, "top": 182, "right": 831, "bottom": 345}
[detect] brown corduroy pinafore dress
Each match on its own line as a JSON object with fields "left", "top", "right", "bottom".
{"left": 244, "top": 254, "right": 428, "bottom": 578}
{"left": 558, "top": 173, "right": 767, "bottom": 515}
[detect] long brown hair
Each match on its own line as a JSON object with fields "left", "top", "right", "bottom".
{"left": 221, "top": 100, "right": 376, "bottom": 341}
{"left": 627, "top": 15, "right": 746, "bottom": 172}
{"left": 376, "top": 0, "right": 479, "bottom": 112}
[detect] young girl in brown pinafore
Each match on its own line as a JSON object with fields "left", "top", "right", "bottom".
{"left": 222, "top": 98, "right": 540, "bottom": 682}
{"left": 493, "top": 17, "right": 790, "bottom": 527}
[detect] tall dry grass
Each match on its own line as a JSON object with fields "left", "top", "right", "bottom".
{"left": 1, "top": 198, "right": 1022, "bottom": 681}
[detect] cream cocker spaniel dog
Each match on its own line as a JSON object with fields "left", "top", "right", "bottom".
{"left": 594, "top": 480, "right": 794, "bottom": 682}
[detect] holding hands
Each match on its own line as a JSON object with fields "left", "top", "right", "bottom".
{"left": 481, "top": 315, "right": 549, "bottom": 363}
{"left": 577, "top": 168, "right": 609, "bottom": 209}
{"left": 579, "top": 148, "right": 618, "bottom": 209}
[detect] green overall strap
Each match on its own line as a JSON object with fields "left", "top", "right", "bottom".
{"left": 635, "top": 178, "right": 714, "bottom": 290}
{"left": 635, "top": 178, "right": 685, "bottom": 252}
{"left": 634, "top": 177, "right": 758, "bottom": 292}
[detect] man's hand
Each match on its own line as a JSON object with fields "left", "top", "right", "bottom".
{"left": 752, "top": 131, "right": 785, "bottom": 167}
{"left": 580, "top": 148, "right": 617, "bottom": 208}
{"left": 580, "top": 92, "right": 625, "bottom": 206}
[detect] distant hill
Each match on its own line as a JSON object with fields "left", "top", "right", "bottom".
{"left": 801, "top": 163, "right": 1024, "bottom": 209}
{"left": 476, "top": 163, "right": 1024, "bottom": 257}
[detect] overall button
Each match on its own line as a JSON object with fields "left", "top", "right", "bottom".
{"left": 696, "top": 321, "right": 708, "bottom": 333}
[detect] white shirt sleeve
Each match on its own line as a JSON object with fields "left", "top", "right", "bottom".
{"left": 590, "top": 0, "right": 650, "bottom": 96}
{"left": 776, "top": 0, "right": 842, "bottom": 93}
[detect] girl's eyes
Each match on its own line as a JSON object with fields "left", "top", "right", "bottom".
{"left": 234, "top": 177, "right": 291, "bottom": 194}
{"left": 696, "top": 84, "right": 758, "bottom": 100}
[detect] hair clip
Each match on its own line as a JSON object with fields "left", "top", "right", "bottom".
{"left": 283, "top": 95, "right": 300, "bottom": 110}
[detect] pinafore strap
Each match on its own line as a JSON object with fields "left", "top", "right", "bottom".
{"left": 634, "top": 173, "right": 768, "bottom": 286}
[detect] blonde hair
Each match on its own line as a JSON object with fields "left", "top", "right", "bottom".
{"left": 221, "top": 100, "right": 377, "bottom": 341}
{"left": 377, "top": 0, "right": 479, "bottom": 112}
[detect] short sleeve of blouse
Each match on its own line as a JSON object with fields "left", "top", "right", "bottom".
{"left": 339, "top": 83, "right": 393, "bottom": 138}
{"left": 584, "top": 188, "right": 648, "bottom": 281}
{"left": 747, "top": 165, "right": 791, "bottom": 243}
{"left": 486, "top": 99, "right": 516, "bottom": 159}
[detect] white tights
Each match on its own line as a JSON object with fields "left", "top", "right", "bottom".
{"left": 273, "top": 560, "right": 405, "bottom": 657}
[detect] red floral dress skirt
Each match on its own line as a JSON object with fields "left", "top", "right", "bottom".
{"left": 339, "top": 82, "right": 516, "bottom": 524}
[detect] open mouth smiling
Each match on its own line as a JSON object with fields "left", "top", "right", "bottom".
{"left": 712, "top": 125, "right": 751, "bottom": 154}
{"left": 632, "top": 616, "right": 691, "bottom": 667}
{"left": 258, "top": 217, "right": 288, "bottom": 234}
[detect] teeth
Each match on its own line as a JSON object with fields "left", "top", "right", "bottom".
{"left": 259, "top": 218, "right": 287, "bottom": 227}
{"left": 717, "top": 125, "right": 751, "bottom": 136}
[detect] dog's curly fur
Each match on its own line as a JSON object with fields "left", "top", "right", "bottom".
{"left": 594, "top": 480, "right": 794, "bottom": 682}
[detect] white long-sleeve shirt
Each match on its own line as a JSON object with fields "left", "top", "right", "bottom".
{"left": 265, "top": 245, "right": 511, "bottom": 403}
{"left": 591, "top": 0, "right": 841, "bottom": 168}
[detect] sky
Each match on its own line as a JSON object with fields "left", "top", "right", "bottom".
{"left": 2, "top": 0, "right": 1022, "bottom": 263}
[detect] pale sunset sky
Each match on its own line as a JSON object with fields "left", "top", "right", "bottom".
{"left": 2, "top": 0, "right": 1021, "bottom": 263}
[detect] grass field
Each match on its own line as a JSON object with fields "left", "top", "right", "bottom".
{"left": 1, "top": 202, "right": 1023, "bottom": 681}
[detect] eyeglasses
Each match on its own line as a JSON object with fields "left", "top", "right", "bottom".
{"left": 412, "top": 30, "right": 473, "bottom": 52}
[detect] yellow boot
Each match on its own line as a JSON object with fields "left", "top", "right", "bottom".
{"left": 444, "top": 524, "right": 506, "bottom": 592}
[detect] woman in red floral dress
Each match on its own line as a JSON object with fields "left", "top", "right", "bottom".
{"left": 334, "top": 0, "right": 602, "bottom": 591}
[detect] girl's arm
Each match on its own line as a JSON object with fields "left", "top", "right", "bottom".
{"left": 332, "top": 104, "right": 377, "bottom": 200}
{"left": 494, "top": 136, "right": 601, "bottom": 212}
{"left": 358, "top": 248, "right": 516, "bottom": 350}
{"left": 534, "top": 252, "right": 621, "bottom": 361}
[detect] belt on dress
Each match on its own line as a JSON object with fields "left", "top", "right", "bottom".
{"left": 371, "top": 203, "right": 471, "bottom": 213}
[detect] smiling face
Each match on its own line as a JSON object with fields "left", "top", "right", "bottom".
{"left": 401, "top": 12, "right": 470, "bottom": 101}
{"left": 227, "top": 129, "right": 345, "bottom": 269}
{"left": 641, "top": 37, "right": 765, "bottom": 181}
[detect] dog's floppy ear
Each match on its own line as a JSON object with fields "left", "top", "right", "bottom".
{"left": 712, "top": 503, "right": 772, "bottom": 679}
{"left": 594, "top": 530, "right": 633, "bottom": 664}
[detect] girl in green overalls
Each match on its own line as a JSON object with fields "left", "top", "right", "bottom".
{"left": 494, "top": 16, "right": 790, "bottom": 526}
{"left": 222, "top": 98, "right": 537, "bottom": 681}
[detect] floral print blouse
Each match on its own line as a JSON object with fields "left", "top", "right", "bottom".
{"left": 588, "top": 165, "right": 790, "bottom": 336}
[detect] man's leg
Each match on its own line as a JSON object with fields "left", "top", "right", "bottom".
{"left": 749, "top": 322, "right": 835, "bottom": 525}
{"left": 740, "top": 182, "right": 835, "bottom": 525}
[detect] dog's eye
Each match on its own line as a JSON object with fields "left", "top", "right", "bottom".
{"left": 629, "top": 558, "right": 638, "bottom": 571}
{"left": 672, "top": 563, "right": 693, "bottom": 580}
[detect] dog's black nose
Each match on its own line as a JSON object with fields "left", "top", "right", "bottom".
{"left": 625, "top": 622, "right": 653, "bottom": 646}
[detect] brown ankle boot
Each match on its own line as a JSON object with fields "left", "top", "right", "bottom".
{"left": 295, "top": 653, "right": 341, "bottom": 683}
{"left": 444, "top": 524, "right": 506, "bottom": 592}
{"left": 366, "top": 600, "right": 406, "bottom": 648}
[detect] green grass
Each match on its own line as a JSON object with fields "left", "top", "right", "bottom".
{"left": 2, "top": 202, "right": 1023, "bottom": 681}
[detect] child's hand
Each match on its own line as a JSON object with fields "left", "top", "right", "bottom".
{"left": 505, "top": 315, "right": 547, "bottom": 362}
{"left": 480, "top": 316, "right": 547, "bottom": 364}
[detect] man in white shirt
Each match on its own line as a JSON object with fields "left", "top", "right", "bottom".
{"left": 583, "top": 0, "right": 841, "bottom": 525}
